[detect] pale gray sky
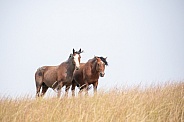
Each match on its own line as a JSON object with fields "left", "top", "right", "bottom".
{"left": 0, "top": 0, "right": 184, "bottom": 97}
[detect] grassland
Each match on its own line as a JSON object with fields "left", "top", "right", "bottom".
{"left": 0, "top": 82, "right": 183, "bottom": 122}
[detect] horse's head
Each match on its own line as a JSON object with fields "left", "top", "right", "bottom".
{"left": 95, "top": 56, "right": 108, "bottom": 77}
{"left": 71, "top": 48, "right": 83, "bottom": 70}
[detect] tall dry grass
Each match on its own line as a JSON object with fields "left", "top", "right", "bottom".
{"left": 0, "top": 82, "right": 183, "bottom": 122}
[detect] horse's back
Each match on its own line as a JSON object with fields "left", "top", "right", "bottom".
{"left": 37, "top": 66, "right": 57, "bottom": 76}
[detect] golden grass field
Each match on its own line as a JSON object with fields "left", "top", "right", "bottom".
{"left": 0, "top": 82, "right": 183, "bottom": 122}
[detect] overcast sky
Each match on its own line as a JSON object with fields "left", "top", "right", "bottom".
{"left": 0, "top": 0, "right": 184, "bottom": 98}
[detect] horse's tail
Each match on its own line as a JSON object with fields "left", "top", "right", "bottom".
{"left": 35, "top": 67, "right": 46, "bottom": 88}
{"left": 71, "top": 79, "right": 92, "bottom": 90}
{"left": 72, "top": 80, "right": 92, "bottom": 91}
{"left": 51, "top": 81, "right": 59, "bottom": 90}
{"left": 78, "top": 84, "right": 91, "bottom": 90}
{"left": 35, "top": 67, "right": 45, "bottom": 77}
{"left": 35, "top": 67, "right": 46, "bottom": 97}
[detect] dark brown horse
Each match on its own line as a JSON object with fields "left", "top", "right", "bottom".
{"left": 35, "top": 48, "right": 83, "bottom": 98}
{"left": 71, "top": 56, "right": 108, "bottom": 96}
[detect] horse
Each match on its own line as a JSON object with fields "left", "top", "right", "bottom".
{"left": 71, "top": 56, "right": 108, "bottom": 96}
{"left": 35, "top": 48, "right": 83, "bottom": 98}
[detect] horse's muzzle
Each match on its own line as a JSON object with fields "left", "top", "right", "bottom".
{"left": 76, "top": 66, "right": 80, "bottom": 70}
{"left": 100, "top": 72, "right": 105, "bottom": 77}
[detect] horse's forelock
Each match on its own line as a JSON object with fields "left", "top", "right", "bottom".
{"left": 98, "top": 57, "right": 108, "bottom": 66}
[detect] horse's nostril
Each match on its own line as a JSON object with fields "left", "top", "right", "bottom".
{"left": 100, "top": 73, "right": 105, "bottom": 77}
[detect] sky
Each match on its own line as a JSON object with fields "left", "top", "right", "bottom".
{"left": 0, "top": 0, "right": 184, "bottom": 98}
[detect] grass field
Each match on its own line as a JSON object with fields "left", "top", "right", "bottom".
{"left": 0, "top": 82, "right": 183, "bottom": 122}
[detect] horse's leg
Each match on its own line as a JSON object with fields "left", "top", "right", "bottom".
{"left": 78, "top": 88, "right": 83, "bottom": 97}
{"left": 93, "top": 81, "right": 98, "bottom": 95}
{"left": 35, "top": 74, "right": 43, "bottom": 97}
{"left": 71, "top": 80, "right": 76, "bottom": 97}
{"left": 41, "top": 83, "right": 48, "bottom": 97}
{"left": 57, "top": 82, "right": 63, "bottom": 98}
{"left": 84, "top": 83, "right": 89, "bottom": 96}
{"left": 64, "top": 85, "right": 70, "bottom": 97}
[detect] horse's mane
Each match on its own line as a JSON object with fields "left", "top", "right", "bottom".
{"left": 67, "top": 54, "right": 74, "bottom": 62}
{"left": 98, "top": 57, "right": 108, "bottom": 66}
{"left": 68, "top": 54, "right": 73, "bottom": 60}
{"left": 88, "top": 56, "right": 108, "bottom": 66}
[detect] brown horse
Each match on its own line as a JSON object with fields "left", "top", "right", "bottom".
{"left": 71, "top": 56, "right": 108, "bottom": 96}
{"left": 35, "top": 48, "right": 83, "bottom": 98}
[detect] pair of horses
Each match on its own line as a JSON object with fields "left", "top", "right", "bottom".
{"left": 35, "top": 48, "right": 108, "bottom": 98}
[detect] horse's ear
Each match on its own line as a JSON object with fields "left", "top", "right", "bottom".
{"left": 94, "top": 56, "right": 98, "bottom": 59}
{"left": 105, "top": 57, "right": 107, "bottom": 60}
{"left": 78, "top": 48, "right": 84, "bottom": 53}
{"left": 73, "top": 48, "right": 75, "bottom": 54}
{"left": 79, "top": 48, "right": 81, "bottom": 53}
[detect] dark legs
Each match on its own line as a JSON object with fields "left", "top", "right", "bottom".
{"left": 93, "top": 81, "right": 98, "bottom": 95}
{"left": 36, "top": 84, "right": 41, "bottom": 97}
{"left": 65, "top": 85, "right": 70, "bottom": 97}
{"left": 78, "top": 82, "right": 89, "bottom": 96}
{"left": 71, "top": 80, "right": 76, "bottom": 97}
{"left": 41, "top": 83, "right": 48, "bottom": 97}
{"left": 37, "top": 82, "right": 98, "bottom": 98}
{"left": 35, "top": 69, "right": 44, "bottom": 98}
{"left": 36, "top": 81, "right": 99, "bottom": 98}
{"left": 77, "top": 81, "right": 98, "bottom": 96}
{"left": 84, "top": 83, "right": 89, "bottom": 96}
{"left": 57, "top": 82, "right": 63, "bottom": 98}
{"left": 36, "top": 82, "right": 48, "bottom": 98}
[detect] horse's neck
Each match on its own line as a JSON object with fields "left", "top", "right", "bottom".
{"left": 91, "top": 60, "right": 98, "bottom": 75}
{"left": 66, "top": 58, "right": 75, "bottom": 72}
{"left": 58, "top": 58, "right": 75, "bottom": 72}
